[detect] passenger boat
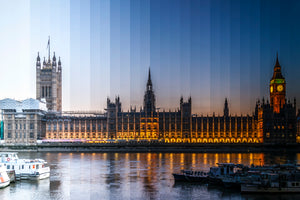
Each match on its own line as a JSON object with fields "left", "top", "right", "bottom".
{"left": 0, "top": 152, "right": 50, "bottom": 180}
{"left": 0, "top": 164, "right": 10, "bottom": 188}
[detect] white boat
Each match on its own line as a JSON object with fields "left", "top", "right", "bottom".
{"left": 0, "top": 164, "right": 10, "bottom": 188}
{"left": 0, "top": 152, "right": 50, "bottom": 180}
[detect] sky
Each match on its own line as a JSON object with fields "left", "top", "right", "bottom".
{"left": 0, "top": 0, "right": 299, "bottom": 115}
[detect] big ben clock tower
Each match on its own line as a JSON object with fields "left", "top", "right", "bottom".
{"left": 270, "top": 53, "right": 286, "bottom": 113}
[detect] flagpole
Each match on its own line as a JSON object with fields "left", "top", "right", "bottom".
{"left": 48, "top": 36, "right": 50, "bottom": 62}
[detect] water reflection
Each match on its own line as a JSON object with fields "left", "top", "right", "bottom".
{"left": 0, "top": 152, "right": 299, "bottom": 199}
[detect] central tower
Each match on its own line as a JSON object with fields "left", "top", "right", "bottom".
{"left": 270, "top": 53, "right": 286, "bottom": 113}
{"left": 143, "top": 68, "right": 156, "bottom": 115}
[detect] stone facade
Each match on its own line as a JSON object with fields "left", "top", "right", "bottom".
{"left": 44, "top": 55, "right": 297, "bottom": 144}
{"left": 44, "top": 69, "right": 261, "bottom": 143}
{"left": 36, "top": 50, "right": 62, "bottom": 112}
{"left": 0, "top": 98, "right": 47, "bottom": 144}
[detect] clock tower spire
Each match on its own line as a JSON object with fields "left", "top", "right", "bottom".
{"left": 270, "top": 53, "right": 286, "bottom": 113}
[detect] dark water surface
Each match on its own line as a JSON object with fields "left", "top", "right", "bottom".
{"left": 0, "top": 152, "right": 300, "bottom": 200}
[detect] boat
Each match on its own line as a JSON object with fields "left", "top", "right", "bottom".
{"left": 0, "top": 152, "right": 50, "bottom": 180}
{"left": 0, "top": 164, "right": 10, "bottom": 188}
{"left": 241, "top": 171, "right": 300, "bottom": 193}
{"left": 209, "top": 163, "right": 248, "bottom": 186}
{"left": 172, "top": 170, "right": 209, "bottom": 183}
{"left": 172, "top": 170, "right": 188, "bottom": 182}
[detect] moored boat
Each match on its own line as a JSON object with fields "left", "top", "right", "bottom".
{"left": 173, "top": 170, "right": 209, "bottom": 183}
{"left": 241, "top": 172, "right": 300, "bottom": 193}
{"left": 0, "top": 164, "right": 10, "bottom": 188}
{"left": 0, "top": 152, "right": 50, "bottom": 180}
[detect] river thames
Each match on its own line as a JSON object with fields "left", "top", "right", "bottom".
{"left": 0, "top": 152, "right": 300, "bottom": 200}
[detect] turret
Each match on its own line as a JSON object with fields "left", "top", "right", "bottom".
{"left": 52, "top": 52, "right": 56, "bottom": 67}
{"left": 36, "top": 52, "right": 41, "bottom": 67}
{"left": 58, "top": 57, "right": 62, "bottom": 72}
{"left": 224, "top": 98, "right": 229, "bottom": 117}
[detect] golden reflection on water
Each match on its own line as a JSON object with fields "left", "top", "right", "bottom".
{"left": 9, "top": 152, "right": 300, "bottom": 200}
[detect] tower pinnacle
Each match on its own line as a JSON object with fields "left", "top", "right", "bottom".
{"left": 47, "top": 36, "right": 50, "bottom": 62}
{"left": 147, "top": 68, "right": 152, "bottom": 90}
{"left": 276, "top": 52, "right": 279, "bottom": 66}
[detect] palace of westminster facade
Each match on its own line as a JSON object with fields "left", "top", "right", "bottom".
{"left": 42, "top": 52, "right": 298, "bottom": 144}
{"left": 0, "top": 49, "right": 298, "bottom": 144}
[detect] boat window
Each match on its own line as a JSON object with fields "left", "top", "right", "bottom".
{"left": 292, "top": 183, "right": 295, "bottom": 187}
{"left": 22, "top": 165, "right": 24, "bottom": 169}
{"left": 297, "top": 183, "right": 299, "bottom": 186}
{"left": 29, "top": 165, "right": 31, "bottom": 169}
{"left": 7, "top": 165, "right": 10, "bottom": 169}
{"left": 12, "top": 165, "right": 14, "bottom": 170}
{"left": 36, "top": 165, "right": 39, "bottom": 169}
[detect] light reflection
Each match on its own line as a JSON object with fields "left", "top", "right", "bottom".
{"left": 192, "top": 153, "right": 196, "bottom": 169}
{"left": 226, "top": 153, "right": 230, "bottom": 163}
{"left": 170, "top": 153, "right": 173, "bottom": 171}
{"left": 238, "top": 153, "right": 242, "bottom": 164}
{"left": 180, "top": 153, "right": 184, "bottom": 169}
{"left": 5, "top": 152, "right": 296, "bottom": 200}
{"left": 215, "top": 153, "right": 219, "bottom": 165}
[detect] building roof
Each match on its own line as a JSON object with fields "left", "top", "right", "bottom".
{"left": 0, "top": 98, "right": 47, "bottom": 112}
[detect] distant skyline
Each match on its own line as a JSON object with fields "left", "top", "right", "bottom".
{"left": 0, "top": 0, "right": 300, "bottom": 115}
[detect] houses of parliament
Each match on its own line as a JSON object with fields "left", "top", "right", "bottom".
{"left": 39, "top": 52, "right": 297, "bottom": 145}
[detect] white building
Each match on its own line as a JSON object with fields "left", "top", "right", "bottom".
{"left": 0, "top": 98, "right": 47, "bottom": 144}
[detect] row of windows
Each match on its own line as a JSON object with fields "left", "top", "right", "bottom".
{"left": 42, "top": 86, "right": 51, "bottom": 98}
{"left": 6, "top": 115, "right": 35, "bottom": 119}
{"left": 7, "top": 132, "right": 34, "bottom": 139}
{"left": 7, "top": 123, "right": 34, "bottom": 130}
{"left": 47, "top": 123, "right": 106, "bottom": 131}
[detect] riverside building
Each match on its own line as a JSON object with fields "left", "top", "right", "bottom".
{"left": 0, "top": 98, "right": 47, "bottom": 144}
{"left": 0, "top": 54, "right": 297, "bottom": 145}
{"left": 44, "top": 55, "right": 297, "bottom": 144}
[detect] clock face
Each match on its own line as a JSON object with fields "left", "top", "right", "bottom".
{"left": 270, "top": 86, "right": 273, "bottom": 93}
{"left": 277, "top": 85, "right": 284, "bottom": 92}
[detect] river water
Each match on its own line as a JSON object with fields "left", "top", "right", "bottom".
{"left": 0, "top": 152, "right": 300, "bottom": 200}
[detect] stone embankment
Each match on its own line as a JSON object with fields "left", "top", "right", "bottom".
{"left": 0, "top": 143, "right": 299, "bottom": 153}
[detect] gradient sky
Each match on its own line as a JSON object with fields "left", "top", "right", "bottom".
{"left": 0, "top": 0, "right": 299, "bottom": 115}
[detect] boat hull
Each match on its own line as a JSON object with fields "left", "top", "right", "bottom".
{"left": 0, "top": 180, "right": 10, "bottom": 189}
{"left": 6, "top": 170, "right": 16, "bottom": 183}
{"left": 241, "top": 184, "right": 300, "bottom": 193}
{"left": 29, "top": 171, "right": 50, "bottom": 180}
{"left": 172, "top": 173, "right": 187, "bottom": 182}
{"left": 185, "top": 175, "right": 208, "bottom": 183}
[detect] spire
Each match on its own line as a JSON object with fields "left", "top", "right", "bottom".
{"left": 147, "top": 67, "right": 152, "bottom": 90}
{"left": 224, "top": 98, "right": 229, "bottom": 117}
{"left": 37, "top": 52, "right": 40, "bottom": 61}
{"left": 271, "top": 52, "right": 284, "bottom": 80}
{"left": 53, "top": 52, "right": 56, "bottom": 61}
{"left": 58, "top": 57, "right": 61, "bottom": 65}
{"left": 275, "top": 52, "right": 280, "bottom": 66}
